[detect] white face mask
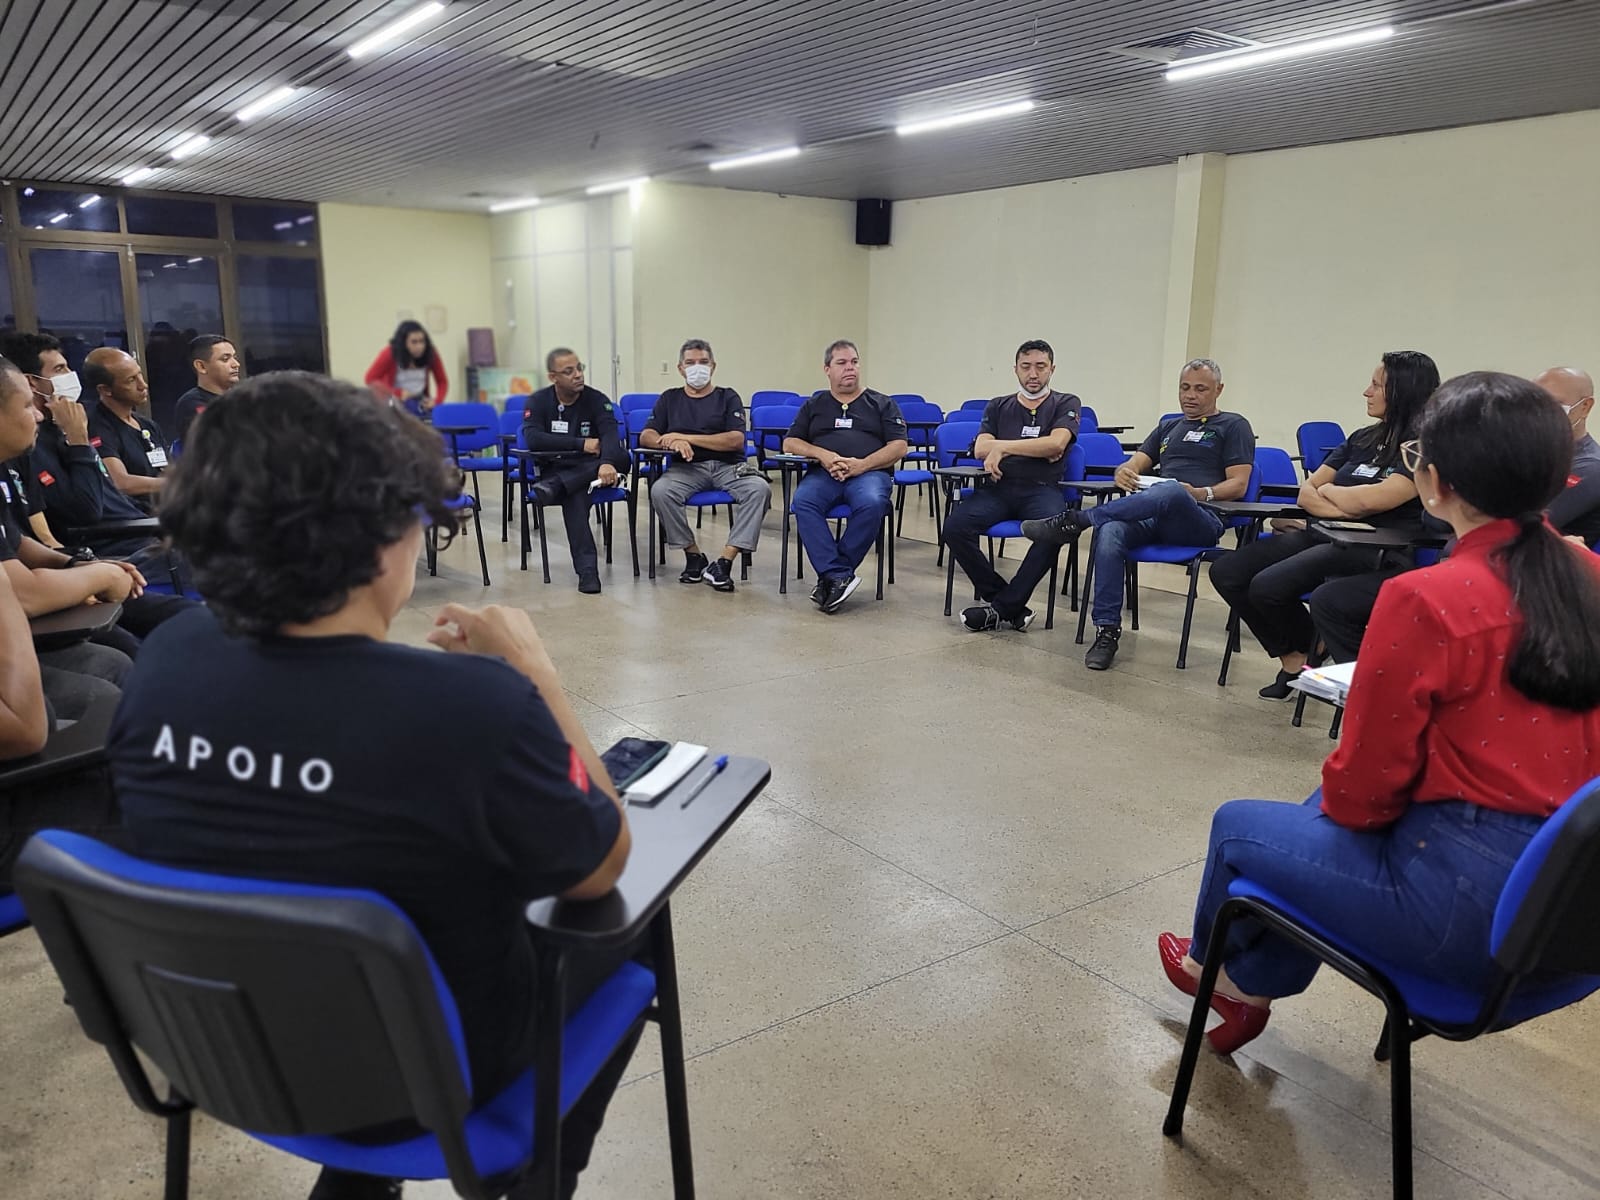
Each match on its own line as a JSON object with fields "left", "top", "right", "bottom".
{"left": 1019, "top": 383, "right": 1050, "bottom": 400}
{"left": 683, "top": 364, "right": 713, "bottom": 389}
{"left": 51, "top": 372, "right": 83, "bottom": 402}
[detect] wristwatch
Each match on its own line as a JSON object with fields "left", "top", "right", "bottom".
{"left": 63, "top": 546, "right": 98, "bottom": 565}
{"left": 1204, "top": 487, "right": 1215, "bottom": 502}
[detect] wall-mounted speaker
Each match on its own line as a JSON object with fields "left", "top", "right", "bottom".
{"left": 855, "top": 198, "right": 892, "bottom": 246}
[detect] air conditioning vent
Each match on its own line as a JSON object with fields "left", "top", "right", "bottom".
{"left": 1109, "top": 28, "right": 1262, "bottom": 65}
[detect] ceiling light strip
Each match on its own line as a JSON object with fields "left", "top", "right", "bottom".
{"left": 348, "top": 2, "right": 448, "bottom": 60}
{"left": 235, "top": 85, "right": 302, "bottom": 122}
{"left": 1166, "top": 26, "right": 1396, "bottom": 81}
{"left": 585, "top": 176, "right": 649, "bottom": 196}
{"left": 895, "top": 99, "right": 1034, "bottom": 137}
{"left": 709, "top": 145, "right": 801, "bottom": 171}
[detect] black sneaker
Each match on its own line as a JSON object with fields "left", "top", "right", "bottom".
{"left": 1021, "top": 509, "right": 1090, "bottom": 545}
{"left": 704, "top": 557, "right": 736, "bottom": 592}
{"left": 962, "top": 604, "right": 1002, "bottom": 632}
{"left": 814, "top": 577, "right": 839, "bottom": 611}
{"left": 1007, "top": 607, "right": 1036, "bottom": 632}
{"left": 822, "top": 575, "right": 860, "bottom": 613}
{"left": 1085, "top": 626, "right": 1121, "bottom": 670}
{"left": 679, "top": 552, "right": 709, "bottom": 584}
{"left": 1259, "top": 668, "right": 1300, "bottom": 700}
{"left": 578, "top": 573, "right": 602, "bottom": 595}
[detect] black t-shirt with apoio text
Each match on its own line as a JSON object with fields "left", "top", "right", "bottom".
{"left": 785, "top": 389, "right": 908, "bottom": 469}
{"left": 1137, "top": 411, "right": 1256, "bottom": 488}
{"left": 108, "top": 607, "right": 623, "bottom": 1101}
{"left": 645, "top": 387, "right": 749, "bottom": 465}
{"left": 979, "top": 391, "right": 1082, "bottom": 485}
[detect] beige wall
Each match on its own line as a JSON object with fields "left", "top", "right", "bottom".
{"left": 866, "top": 166, "right": 1177, "bottom": 417}
{"left": 1210, "top": 108, "right": 1600, "bottom": 450}
{"left": 631, "top": 183, "right": 868, "bottom": 399}
{"left": 318, "top": 202, "right": 493, "bottom": 394}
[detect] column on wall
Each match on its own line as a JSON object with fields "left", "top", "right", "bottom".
{"left": 1159, "top": 153, "right": 1227, "bottom": 386}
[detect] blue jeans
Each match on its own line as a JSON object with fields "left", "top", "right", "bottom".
{"left": 1085, "top": 484, "right": 1223, "bottom": 628}
{"left": 791, "top": 469, "right": 892, "bottom": 580}
{"left": 1190, "top": 791, "right": 1544, "bottom": 998}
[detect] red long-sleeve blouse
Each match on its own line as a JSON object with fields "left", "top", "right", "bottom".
{"left": 1321, "top": 518, "right": 1600, "bottom": 829}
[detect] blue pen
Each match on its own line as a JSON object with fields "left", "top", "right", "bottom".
{"left": 679, "top": 754, "right": 729, "bottom": 809}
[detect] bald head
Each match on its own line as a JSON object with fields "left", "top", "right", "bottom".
{"left": 1535, "top": 366, "right": 1595, "bottom": 439}
{"left": 82, "top": 347, "right": 148, "bottom": 413}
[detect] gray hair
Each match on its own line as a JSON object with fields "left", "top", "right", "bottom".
{"left": 678, "top": 338, "right": 714, "bottom": 363}
{"left": 1180, "top": 357, "right": 1223, "bottom": 385}
{"left": 545, "top": 346, "right": 578, "bottom": 373}
{"left": 824, "top": 339, "right": 859, "bottom": 367}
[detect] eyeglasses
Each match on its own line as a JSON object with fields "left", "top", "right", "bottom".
{"left": 1400, "top": 439, "right": 1422, "bottom": 473}
{"left": 552, "top": 364, "right": 586, "bottom": 377}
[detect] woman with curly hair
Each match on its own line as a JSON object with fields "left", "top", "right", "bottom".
{"left": 106, "top": 372, "right": 636, "bottom": 1200}
{"left": 365, "top": 319, "right": 447, "bottom": 417}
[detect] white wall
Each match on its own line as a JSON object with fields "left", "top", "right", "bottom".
{"left": 489, "top": 194, "right": 635, "bottom": 399}
{"left": 318, "top": 202, "right": 493, "bottom": 393}
{"left": 631, "top": 183, "right": 868, "bottom": 399}
{"left": 866, "top": 166, "right": 1177, "bottom": 417}
{"left": 1211, "top": 109, "right": 1600, "bottom": 449}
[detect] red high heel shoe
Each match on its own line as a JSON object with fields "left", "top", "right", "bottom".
{"left": 1157, "top": 932, "right": 1271, "bottom": 1055}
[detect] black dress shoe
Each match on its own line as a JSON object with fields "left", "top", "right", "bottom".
{"left": 529, "top": 479, "right": 561, "bottom": 505}
{"left": 1259, "top": 668, "right": 1301, "bottom": 700}
{"left": 578, "top": 572, "right": 602, "bottom": 594}
{"left": 307, "top": 1167, "right": 403, "bottom": 1199}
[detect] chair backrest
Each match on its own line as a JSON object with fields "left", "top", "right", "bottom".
{"left": 618, "top": 393, "right": 658, "bottom": 413}
{"left": 897, "top": 400, "right": 942, "bottom": 423}
{"left": 1491, "top": 777, "right": 1600, "bottom": 977}
{"left": 959, "top": 398, "right": 990, "bottom": 413}
{"left": 891, "top": 393, "right": 927, "bottom": 407}
{"left": 750, "top": 404, "right": 800, "bottom": 455}
{"left": 503, "top": 394, "right": 530, "bottom": 421}
{"left": 1076, "top": 432, "right": 1127, "bottom": 475}
{"left": 750, "top": 390, "right": 802, "bottom": 408}
{"left": 1254, "top": 446, "right": 1299, "bottom": 492}
{"left": 14, "top": 831, "right": 474, "bottom": 1146}
{"left": 1297, "top": 420, "right": 1347, "bottom": 473}
{"left": 934, "top": 421, "right": 982, "bottom": 467}
{"left": 499, "top": 408, "right": 525, "bottom": 436}
{"left": 1059, "top": 442, "right": 1087, "bottom": 503}
{"left": 430, "top": 402, "right": 498, "bottom": 453}
{"left": 1077, "top": 406, "right": 1099, "bottom": 436}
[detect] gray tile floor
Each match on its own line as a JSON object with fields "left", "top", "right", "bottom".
{"left": 4, "top": 490, "right": 1598, "bottom": 1199}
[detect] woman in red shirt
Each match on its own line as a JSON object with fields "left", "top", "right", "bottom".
{"left": 1161, "top": 371, "right": 1600, "bottom": 1054}
{"left": 364, "top": 320, "right": 448, "bottom": 417}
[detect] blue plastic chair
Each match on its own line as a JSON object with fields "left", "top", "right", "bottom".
{"left": 618, "top": 393, "right": 659, "bottom": 415}
{"left": 13, "top": 830, "right": 679, "bottom": 1200}
{"left": 1166, "top": 778, "right": 1600, "bottom": 1200}
{"left": 431, "top": 404, "right": 505, "bottom": 524}
{"left": 750, "top": 390, "right": 802, "bottom": 409}
{"left": 1074, "top": 432, "right": 1128, "bottom": 481}
{"left": 958, "top": 398, "right": 989, "bottom": 414}
{"left": 1075, "top": 447, "right": 1276, "bottom": 669}
{"left": 930, "top": 421, "right": 983, "bottom": 566}
{"left": 0, "top": 890, "right": 25, "bottom": 935}
{"left": 1297, "top": 420, "right": 1347, "bottom": 474}
{"left": 892, "top": 399, "right": 946, "bottom": 534}
{"left": 635, "top": 453, "right": 753, "bottom": 584}
{"left": 749, "top": 404, "right": 800, "bottom": 468}
{"left": 424, "top": 493, "right": 490, "bottom": 586}
{"left": 1077, "top": 406, "right": 1099, "bottom": 437}
{"left": 496, "top": 409, "right": 527, "bottom": 540}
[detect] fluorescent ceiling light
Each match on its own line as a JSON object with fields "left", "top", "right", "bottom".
{"left": 170, "top": 133, "right": 211, "bottom": 160}
{"left": 122, "top": 167, "right": 155, "bottom": 185}
{"left": 295, "top": 214, "right": 315, "bottom": 224}
{"left": 78, "top": 194, "right": 101, "bottom": 208}
{"left": 163, "top": 261, "right": 179, "bottom": 269}
{"left": 1167, "top": 25, "right": 1395, "bottom": 81}
{"left": 186, "top": 257, "right": 203, "bottom": 264}
{"left": 348, "top": 1, "right": 446, "bottom": 59}
{"left": 273, "top": 221, "right": 294, "bottom": 230}
{"left": 235, "top": 85, "right": 301, "bottom": 122}
{"left": 895, "top": 98, "right": 1034, "bottom": 137}
{"left": 489, "top": 196, "right": 542, "bottom": 213}
{"left": 586, "top": 176, "right": 649, "bottom": 195}
{"left": 22, "top": 187, "right": 34, "bottom": 196}
{"left": 48, "top": 212, "right": 68, "bottom": 224}
{"left": 709, "top": 145, "right": 802, "bottom": 171}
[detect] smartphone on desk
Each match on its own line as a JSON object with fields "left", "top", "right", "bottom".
{"left": 600, "top": 737, "right": 671, "bottom": 790}
{"left": 1318, "top": 520, "right": 1377, "bottom": 532}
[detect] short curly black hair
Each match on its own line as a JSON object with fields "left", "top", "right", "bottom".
{"left": 161, "top": 371, "right": 462, "bottom": 636}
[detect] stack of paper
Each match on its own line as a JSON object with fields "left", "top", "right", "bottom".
{"left": 1136, "top": 475, "right": 1179, "bottom": 489}
{"left": 1290, "top": 661, "right": 1358, "bottom": 705}
{"left": 623, "top": 742, "right": 707, "bottom": 805}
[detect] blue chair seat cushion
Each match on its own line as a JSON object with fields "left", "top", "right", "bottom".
{"left": 443, "top": 495, "right": 478, "bottom": 512}
{"left": 985, "top": 520, "right": 1025, "bottom": 538}
{"left": 1227, "top": 879, "right": 1600, "bottom": 1028}
{"left": 685, "top": 490, "right": 734, "bottom": 507}
{"left": 0, "top": 890, "right": 25, "bottom": 932}
{"left": 253, "top": 961, "right": 657, "bottom": 1182}
{"left": 1126, "top": 544, "right": 1220, "bottom": 565}
{"left": 894, "top": 470, "right": 933, "bottom": 484}
{"left": 588, "top": 487, "right": 629, "bottom": 506}
{"left": 457, "top": 456, "right": 508, "bottom": 472}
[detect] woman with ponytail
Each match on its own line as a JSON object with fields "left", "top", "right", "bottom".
{"left": 1159, "top": 371, "right": 1600, "bottom": 1055}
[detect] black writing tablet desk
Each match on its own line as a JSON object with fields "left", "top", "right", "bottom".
{"left": 522, "top": 755, "right": 770, "bottom": 1198}
{"left": 30, "top": 602, "right": 124, "bottom": 652}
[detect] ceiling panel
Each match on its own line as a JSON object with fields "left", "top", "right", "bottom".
{"left": 1, "top": 0, "right": 1597, "bottom": 210}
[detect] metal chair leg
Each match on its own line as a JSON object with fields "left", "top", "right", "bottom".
{"left": 1076, "top": 532, "right": 1097, "bottom": 644}
{"left": 472, "top": 501, "right": 490, "bottom": 586}
{"left": 1387, "top": 1007, "right": 1415, "bottom": 1200}
{"left": 651, "top": 905, "right": 697, "bottom": 1199}
{"left": 531, "top": 948, "right": 567, "bottom": 1200}
{"left": 163, "top": 1107, "right": 191, "bottom": 1200}
{"left": 1162, "top": 910, "right": 1237, "bottom": 1141}
{"left": 1175, "top": 558, "right": 1201, "bottom": 670}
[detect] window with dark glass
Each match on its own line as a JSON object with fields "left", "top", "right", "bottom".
{"left": 233, "top": 202, "right": 318, "bottom": 245}
{"left": 237, "top": 255, "right": 325, "bottom": 374}
{"left": 137, "top": 254, "right": 226, "bottom": 428}
{"left": 17, "top": 187, "right": 119, "bottom": 234}
{"left": 27, "top": 248, "right": 130, "bottom": 370}
{"left": 124, "top": 195, "right": 219, "bottom": 239}
{"left": 0, "top": 255, "right": 14, "bottom": 331}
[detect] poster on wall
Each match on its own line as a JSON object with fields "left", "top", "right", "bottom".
{"left": 469, "top": 366, "right": 540, "bottom": 411}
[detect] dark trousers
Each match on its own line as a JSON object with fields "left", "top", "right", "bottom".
{"left": 1208, "top": 530, "right": 1410, "bottom": 660}
{"left": 943, "top": 481, "right": 1065, "bottom": 619}
{"left": 0, "top": 764, "right": 120, "bottom": 889}
{"left": 1309, "top": 568, "right": 1407, "bottom": 661}
{"left": 538, "top": 462, "right": 606, "bottom": 575}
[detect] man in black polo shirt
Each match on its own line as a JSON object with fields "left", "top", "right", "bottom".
{"left": 85, "top": 348, "right": 170, "bottom": 512}
{"left": 109, "top": 373, "right": 637, "bottom": 1200}
{"left": 1022, "top": 357, "right": 1255, "bottom": 670}
{"left": 521, "top": 347, "right": 630, "bottom": 595}
{"left": 944, "top": 339, "right": 1081, "bottom": 632}
{"left": 171, "top": 333, "right": 241, "bottom": 444}
{"left": 782, "top": 339, "right": 908, "bottom": 613}
{"left": 639, "top": 338, "right": 771, "bottom": 592}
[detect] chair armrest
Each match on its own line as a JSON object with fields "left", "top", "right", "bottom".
{"left": 0, "top": 693, "right": 114, "bottom": 788}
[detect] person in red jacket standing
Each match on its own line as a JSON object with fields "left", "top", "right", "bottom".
{"left": 364, "top": 321, "right": 448, "bottom": 418}
{"left": 1160, "top": 371, "right": 1600, "bottom": 1055}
